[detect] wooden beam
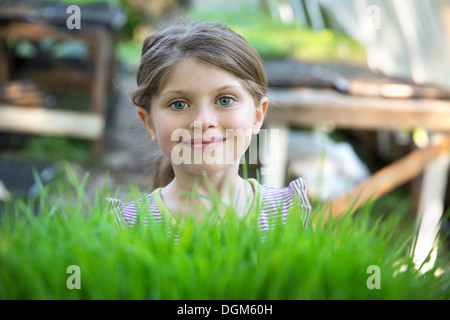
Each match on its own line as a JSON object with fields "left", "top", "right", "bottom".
{"left": 0, "top": 105, "right": 104, "bottom": 140}
{"left": 267, "top": 88, "right": 450, "bottom": 131}
{"left": 317, "top": 135, "right": 450, "bottom": 224}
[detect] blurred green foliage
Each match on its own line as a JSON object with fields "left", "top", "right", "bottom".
{"left": 21, "top": 137, "right": 91, "bottom": 164}
{"left": 188, "top": 7, "right": 366, "bottom": 62}
{"left": 107, "top": 0, "right": 367, "bottom": 66}
{"left": 116, "top": 40, "right": 143, "bottom": 69}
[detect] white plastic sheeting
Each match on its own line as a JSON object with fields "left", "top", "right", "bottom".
{"left": 319, "top": 0, "right": 450, "bottom": 88}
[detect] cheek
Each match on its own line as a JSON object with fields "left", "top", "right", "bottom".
{"left": 221, "top": 128, "right": 252, "bottom": 164}
{"left": 222, "top": 107, "right": 256, "bottom": 154}
{"left": 233, "top": 129, "right": 253, "bottom": 151}
{"left": 153, "top": 123, "right": 179, "bottom": 156}
{"left": 223, "top": 108, "right": 255, "bottom": 130}
{"left": 152, "top": 113, "right": 183, "bottom": 139}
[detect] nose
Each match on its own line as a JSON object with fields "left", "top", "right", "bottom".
{"left": 189, "top": 104, "right": 217, "bottom": 131}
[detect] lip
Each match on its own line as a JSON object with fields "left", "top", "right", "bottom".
{"left": 182, "top": 137, "right": 227, "bottom": 149}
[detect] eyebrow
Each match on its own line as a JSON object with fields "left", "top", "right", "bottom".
{"left": 158, "top": 85, "right": 245, "bottom": 98}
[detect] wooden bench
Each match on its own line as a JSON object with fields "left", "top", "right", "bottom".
{"left": 264, "top": 87, "right": 450, "bottom": 270}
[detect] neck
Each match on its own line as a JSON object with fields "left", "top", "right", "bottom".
{"left": 161, "top": 163, "right": 253, "bottom": 219}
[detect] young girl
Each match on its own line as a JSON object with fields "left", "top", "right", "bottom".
{"left": 108, "top": 21, "right": 311, "bottom": 230}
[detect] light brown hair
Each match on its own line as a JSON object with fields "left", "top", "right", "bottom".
{"left": 131, "top": 21, "right": 268, "bottom": 190}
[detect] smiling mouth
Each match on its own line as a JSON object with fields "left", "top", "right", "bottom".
{"left": 182, "top": 137, "right": 227, "bottom": 149}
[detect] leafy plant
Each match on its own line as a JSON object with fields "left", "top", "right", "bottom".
{"left": 0, "top": 163, "right": 448, "bottom": 299}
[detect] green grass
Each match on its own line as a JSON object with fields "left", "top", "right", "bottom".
{"left": 0, "top": 164, "right": 449, "bottom": 299}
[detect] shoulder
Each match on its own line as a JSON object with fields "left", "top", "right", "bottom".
{"left": 259, "top": 177, "right": 312, "bottom": 225}
{"left": 287, "top": 178, "right": 310, "bottom": 207}
{"left": 260, "top": 177, "right": 309, "bottom": 204}
{"left": 106, "top": 193, "right": 161, "bottom": 227}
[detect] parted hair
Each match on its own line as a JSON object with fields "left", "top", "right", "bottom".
{"left": 131, "top": 21, "right": 268, "bottom": 190}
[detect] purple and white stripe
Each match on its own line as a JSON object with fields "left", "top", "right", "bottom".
{"left": 107, "top": 177, "right": 311, "bottom": 234}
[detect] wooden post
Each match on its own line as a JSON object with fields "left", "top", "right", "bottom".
{"left": 413, "top": 134, "right": 450, "bottom": 272}
{"left": 260, "top": 124, "right": 289, "bottom": 187}
{"left": 318, "top": 135, "right": 450, "bottom": 224}
{"left": 0, "top": 38, "right": 8, "bottom": 81}
{"left": 89, "top": 29, "right": 113, "bottom": 160}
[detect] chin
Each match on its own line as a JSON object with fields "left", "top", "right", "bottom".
{"left": 178, "top": 162, "right": 237, "bottom": 177}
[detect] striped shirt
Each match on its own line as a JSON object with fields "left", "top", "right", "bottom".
{"left": 107, "top": 177, "right": 311, "bottom": 232}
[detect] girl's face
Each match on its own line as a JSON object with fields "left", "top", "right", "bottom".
{"left": 138, "top": 58, "right": 268, "bottom": 176}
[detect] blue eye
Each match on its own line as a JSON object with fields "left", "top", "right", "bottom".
{"left": 170, "top": 101, "right": 189, "bottom": 110}
{"left": 217, "top": 96, "right": 234, "bottom": 106}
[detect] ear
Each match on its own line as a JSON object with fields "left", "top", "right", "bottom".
{"left": 252, "top": 96, "right": 269, "bottom": 135}
{"left": 137, "top": 107, "right": 157, "bottom": 142}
